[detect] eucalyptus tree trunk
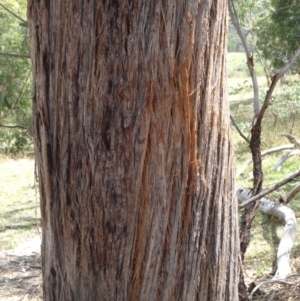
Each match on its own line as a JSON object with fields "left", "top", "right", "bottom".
{"left": 28, "top": 0, "right": 239, "bottom": 300}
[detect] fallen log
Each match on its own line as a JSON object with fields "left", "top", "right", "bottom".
{"left": 237, "top": 188, "right": 297, "bottom": 279}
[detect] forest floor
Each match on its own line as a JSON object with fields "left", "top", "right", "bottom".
{"left": 0, "top": 158, "right": 42, "bottom": 301}
{"left": 0, "top": 230, "right": 42, "bottom": 301}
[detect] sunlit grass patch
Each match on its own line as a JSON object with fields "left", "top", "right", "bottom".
{"left": 0, "top": 158, "right": 39, "bottom": 250}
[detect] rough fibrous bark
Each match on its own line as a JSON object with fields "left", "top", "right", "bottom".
{"left": 28, "top": 1, "right": 239, "bottom": 300}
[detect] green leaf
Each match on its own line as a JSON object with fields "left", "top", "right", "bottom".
{"left": 19, "top": 22, "right": 28, "bottom": 28}
{"left": 0, "top": 91, "right": 3, "bottom": 112}
{"left": 3, "top": 96, "right": 12, "bottom": 109}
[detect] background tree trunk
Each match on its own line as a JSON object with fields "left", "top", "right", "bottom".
{"left": 28, "top": 0, "right": 239, "bottom": 300}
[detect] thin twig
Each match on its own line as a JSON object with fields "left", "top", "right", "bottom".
{"left": 282, "top": 293, "right": 300, "bottom": 299}
{"left": 0, "top": 275, "right": 40, "bottom": 283}
{"left": 11, "top": 70, "right": 32, "bottom": 111}
{"left": 249, "top": 278, "right": 300, "bottom": 300}
{"left": 0, "top": 2, "right": 27, "bottom": 24}
{"left": 0, "top": 124, "right": 30, "bottom": 131}
{"left": 0, "top": 51, "right": 30, "bottom": 59}
{"left": 228, "top": 0, "right": 260, "bottom": 117}
{"left": 255, "top": 47, "right": 300, "bottom": 127}
{"left": 230, "top": 115, "right": 250, "bottom": 144}
{"left": 239, "top": 169, "right": 300, "bottom": 208}
{"left": 281, "top": 133, "right": 300, "bottom": 148}
{"left": 286, "top": 183, "right": 300, "bottom": 204}
{"left": 34, "top": 160, "right": 41, "bottom": 239}
{"left": 29, "top": 265, "right": 42, "bottom": 269}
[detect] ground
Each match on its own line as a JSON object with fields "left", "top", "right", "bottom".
{"left": 0, "top": 230, "right": 42, "bottom": 301}
{"left": 0, "top": 158, "right": 42, "bottom": 301}
{"left": 1, "top": 152, "right": 300, "bottom": 299}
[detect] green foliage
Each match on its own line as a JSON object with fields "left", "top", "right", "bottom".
{"left": 228, "top": 25, "right": 244, "bottom": 52}
{"left": 271, "top": 80, "right": 300, "bottom": 119}
{"left": 230, "top": 0, "right": 270, "bottom": 52}
{"left": 231, "top": 0, "right": 300, "bottom": 77}
{"left": 0, "top": 0, "right": 32, "bottom": 154}
{"left": 232, "top": 0, "right": 270, "bottom": 31}
{"left": 227, "top": 52, "right": 266, "bottom": 79}
{"left": 256, "top": 0, "right": 300, "bottom": 72}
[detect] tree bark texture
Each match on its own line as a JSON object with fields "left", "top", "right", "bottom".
{"left": 28, "top": 1, "right": 239, "bottom": 300}
{"left": 240, "top": 121, "right": 264, "bottom": 251}
{"left": 238, "top": 122, "right": 263, "bottom": 301}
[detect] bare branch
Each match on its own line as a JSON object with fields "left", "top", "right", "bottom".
{"left": 228, "top": 0, "right": 260, "bottom": 117}
{"left": 255, "top": 47, "right": 300, "bottom": 127}
{"left": 272, "top": 150, "right": 300, "bottom": 171}
{"left": 261, "top": 144, "right": 295, "bottom": 156}
{"left": 0, "top": 2, "right": 27, "bottom": 24}
{"left": 11, "top": 70, "right": 32, "bottom": 111}
{"left": 0, "top": 124, "right": 31, "bottom": 131}
{"left": 286, "top": 183, "right": 300, "bottom": 204}
{"left": 278, "top": 47, "right": 300, "bottom": 77}
{"left": 230, "top": 115, "right": 250, "bottom": 144}
{"left": 236, "top": 144, "right": 295, "bottom": 177}
{"left": 249, "top": 279, "right": 299, "bottom": 300}
{"left": 239, "top": 169, "right": 300, "bottom": 208}
{"left": 0, "top": 51, "right": 30, "bottom": 59}
{"left": 281, "top": 133, "right": 300, "bottom": 148}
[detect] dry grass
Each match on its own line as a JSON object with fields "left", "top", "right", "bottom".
{"left": 0, "top": 158, "right": 40, "bottom": 249}
{"left": 0, "top": 158, "right": 42, "bottom": 301}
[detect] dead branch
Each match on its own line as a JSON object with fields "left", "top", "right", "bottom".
{"left": 239, "top": 169, "right": 300, "bottom": 208}
{"left": 228, "top": 0, "right": 260, "bottom": 118}
{"left": 286, "top": 183, "right": 300, "bottom": 204}
{"left": 272, "top": 150, "right": 300, "bottom": 171}
{"left": 255, "top": 47, "right": 300, "bottom": 127}
{"left": 0, "top": 124, "right": 31, "bottom": 131}
{"left": 271, "top": 134, "right": 300, "bottom": 171}
{"left": 282, "top": 133, "right": 300, "bottom": 148}
{"left": 0, "top": 51, "right": 30, "bottom": 59}
{"left": 249, "top": 279, "right": 299, "bottom": 300}
{"left": 0, "top": 3, "right": 27, "bottom": 24}
{"left": 261, "top": 145, "right": 295, "bottom": 156}
{"left": 236, "top": 144, "right": 294, "bottom": 177}
{"left": 230, "top": 114, "right": 250, "bottom": 144}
